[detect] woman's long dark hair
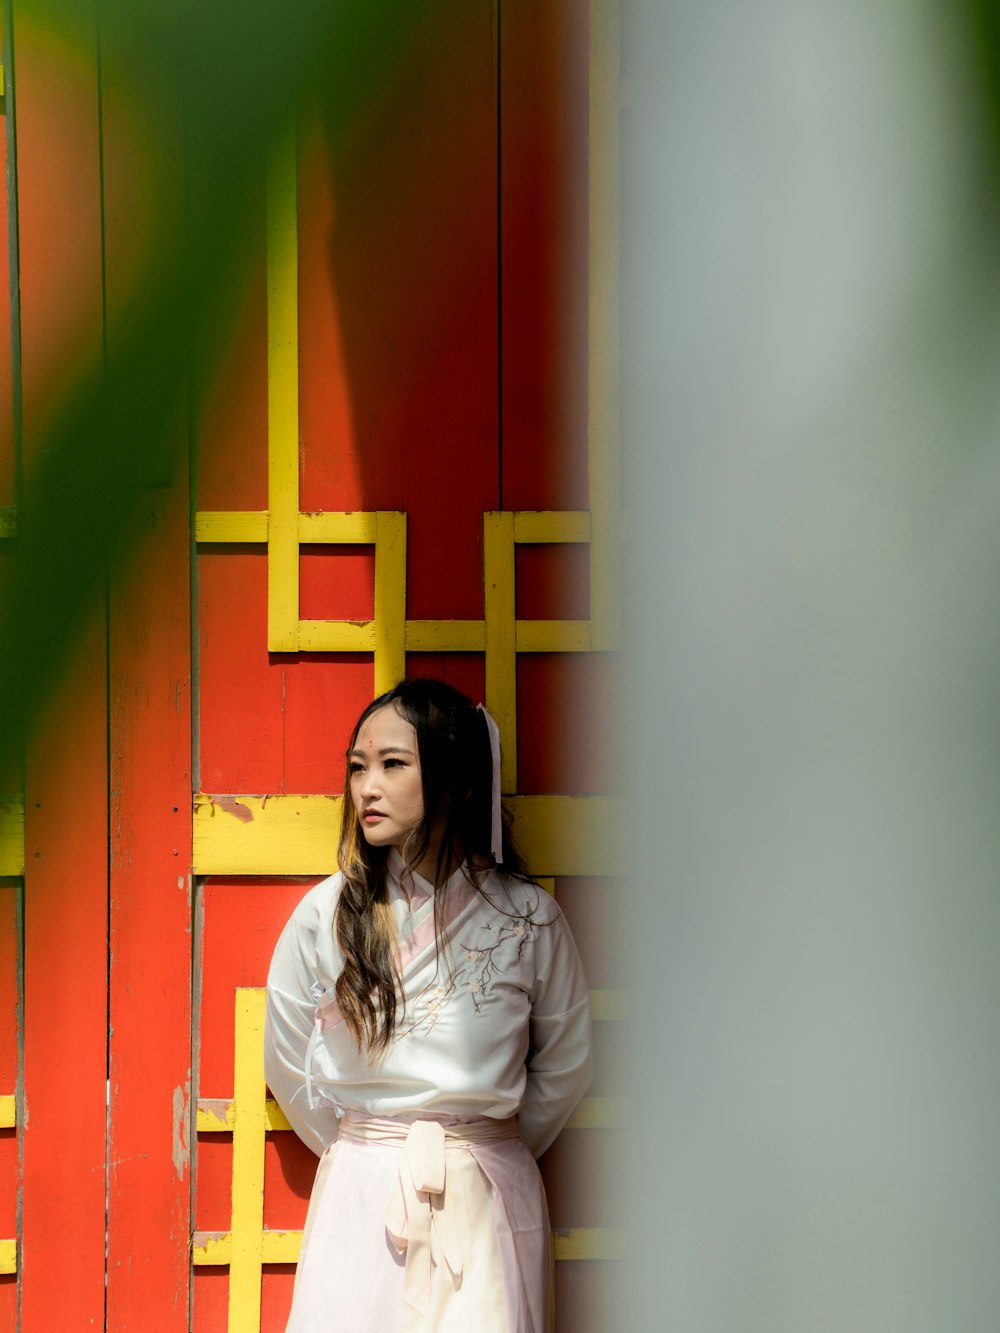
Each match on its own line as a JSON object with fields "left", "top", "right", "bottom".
{"left": 335, "top": 678, "right": 531, "bottom": 1056}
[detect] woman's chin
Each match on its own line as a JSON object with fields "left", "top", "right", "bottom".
{"left": 360, "top": 827, "right": 394, "bottom": 848}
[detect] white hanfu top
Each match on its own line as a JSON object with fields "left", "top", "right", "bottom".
{"left": 264, "top": 851, "right": 593, "bottom": 1159}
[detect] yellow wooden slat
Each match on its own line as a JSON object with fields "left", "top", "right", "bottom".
{"left": 374, "top": 511, "right": 406, "bottom": 695}
{"left": 195, "top": 1230, "right": 304, "bottom": 1266}
{"left": 297, "top": 620, "right": 376, "bottom": 652}
{"left": 589, "top": 989, "right": 627, "bottom": 1022}
{"left": 266, "top": 127, "right": 300, "bottom": 653}
{"left": 196, "top": 1101, "right": 231, "bottom": 1133}
{"left": 196, "top": 511, "right": 385, "bottom": 544}
{"left": 192, "top": 793, "right": 343, "bottom": 876}
{"left": 267, "top": 1100, "right": 292, "bottom": 1132}
{"left": 564, "top": 1096, "right": 625, "bottom": 1130}
{"left": 195, "top": 512, "right": 269, "bottom": 543}
{"left": 229, "top": 989, "right": 267, "bottom": 1333}
{"left": 298, "top": 511, "right": 377, "bottom": 543}
{"left": 536, "top": 877, "right": 555, "bottom": 896}
{"left": 0, "top": 1095, "right": 15, "bottom": 1129}
{"left": 191, "top": 793, "right": 616, "bottom": 877}
{"left": 513, "top": 511, "right": 590, "bottom": 544}
{"left": 515, "top": 620, "right": 592, "bottom": 653}
{"left": 404, "top": 620, "right": 486, "bottom": 652}
{"left": 261, "top": 1230, "right": 302, "bottom": 1264}
{"left": 509, "top": 795, "right": 620, "bottom": 877}
{"left": 197, "top": 1097, "right": 291, "bottom": 1134}
{"left": 587, "top": 0, "right": 621, "bottom": 652}
{"left": 483, "top": 512, "right": 517, "bottom": 790}
{"left": 552, "top": 1227, "right": 624, "bottom": 1261}
{"left": 192, "top": 1231, "right": 232, "bottom": 1265}
{"left": 0, "top": 799, "right": 24, "bottom": 875}
{"left": 196, "top": 1228, "right": 621, "bottom": 1266}
{"left": 0, "top": 1240, "right": 15, "bottom": 1275}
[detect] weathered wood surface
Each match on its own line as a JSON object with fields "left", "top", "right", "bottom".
{"left": 16, "top": 1, "right": 108, "bottom": 1324}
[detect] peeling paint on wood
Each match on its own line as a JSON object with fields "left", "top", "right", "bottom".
{"left": 196, "top": 1094, "right": 291, "bottom": 1134}
{"left": 192, "top": 1229, "right": 302, "bottom": 1266}
{"left": 171, "top": 1082, "right": 190, "bottom": 1181}
{"left": 209, "top": 794, "right": 255, "bottom": 824}
{"left": 196, "top": 1097, "right": 233, "bottom": 1132}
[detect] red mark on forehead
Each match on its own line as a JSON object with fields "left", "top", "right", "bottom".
{"left": 367, "top": 738, "right": 373, "bottom": 748}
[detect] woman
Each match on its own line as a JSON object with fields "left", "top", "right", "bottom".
{"left": 264, "top": 678, "right": 593, "bottom": 1333}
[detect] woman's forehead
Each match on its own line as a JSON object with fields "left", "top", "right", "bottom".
{"left": 354, "top": 704, "right": 417, "bottom": 752}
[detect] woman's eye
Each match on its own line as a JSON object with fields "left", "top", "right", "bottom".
{"left": 348, "top": 762, "right": 364, "bottom": 775}
{"left": 384, "top": 758, "right": 403, "bottom": 769}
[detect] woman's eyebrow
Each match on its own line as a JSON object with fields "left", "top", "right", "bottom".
{"left": 349, "top": 745, "right": 415, "bottom": 759}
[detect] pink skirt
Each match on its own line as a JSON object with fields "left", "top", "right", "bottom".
{"left": 285, "top": 1112, "right": 551, "bottom": 1333}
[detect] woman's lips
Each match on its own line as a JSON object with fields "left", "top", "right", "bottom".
{"left": 363, "top": 811, "right": 386, "bottom": 822}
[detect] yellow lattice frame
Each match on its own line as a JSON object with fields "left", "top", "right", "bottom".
{"left": 192, "top": 792, "right": 618, "bottom": 876}
{"left": 0, "top": 1094, "right": 15, "bottom": 1274}
{"left": 196, "top": 53, "right": 619, "bottom": 773}
{"left": 194, "top": 990, "right": 625, "bottom": 1332}
{"left": 0, "top": 801, "right": 23, "bottom": 876}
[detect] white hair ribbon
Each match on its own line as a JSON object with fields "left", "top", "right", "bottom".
{"left": 476, "top": 703, "right": 503, "bottom": 865}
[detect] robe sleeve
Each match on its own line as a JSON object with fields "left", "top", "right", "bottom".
{"left": 519, "top": 903, "right": 593, "bottom": 1158}
{"left": 264, "top": 892, "right": 342, "bottom": 1157}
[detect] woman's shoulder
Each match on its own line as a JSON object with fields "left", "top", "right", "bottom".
{"left": 280, "top": 871, "right": 345, "bottom": 939}
{"left": 476, "top": 868, "right": 562, "bottom": 928}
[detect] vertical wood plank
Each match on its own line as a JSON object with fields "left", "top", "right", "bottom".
{"left": 15, "top": 0, "right": 108, "bottom": 1325}
{"left": 266, "top": 127, "right": 300, "bottom": 653}
{"left": 0, "top": 882, "right": 18, "bottom": 1333}
{"left": 373, "top": 511, "right": 406, "bottom": 694}
{"left": 0, "top": 2, "right": 15, "bottom": 517}
{"left": 586, "top": 0, "right": 620, "bottom": 650}
{"left": 300, "top": 0, "right": 498, "bottom": 618}
{"left": 100, "top": 8, "right": 194, "bottom": 1318}
{"left": 228, "top": 989, "right": 267, "bottom": 1333}
{"left": 107, "top": 477, "right": 192, "bottom": 1326}
{"left": 22, "top": 621, "right": 108, "bottom": 1328}
{"left": 11, "top": 0, "right": 104, "bottom": 465}
{"left": 500, "top": 0, "right": 590, "bottom": 512}
{"left": 484, "top": 510, "right": 517, "bottom": 790}
{"left": 0, "top": 8, "right": 19, "bottom": 1325}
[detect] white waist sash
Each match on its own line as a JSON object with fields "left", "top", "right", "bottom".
{"left": 340, "top": 1112, "right": 520, "bottom": 1332}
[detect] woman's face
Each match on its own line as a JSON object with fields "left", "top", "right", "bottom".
{"left": 348, "top": 705, "right": 425, "bottom": 851}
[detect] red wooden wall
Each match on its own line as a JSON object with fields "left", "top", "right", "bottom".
{"left": 0, "top": 0, "right": 619, "bottom": 1327}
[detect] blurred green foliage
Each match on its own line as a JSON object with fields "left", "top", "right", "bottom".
{"left": 0, "top": 0, "right": 420, "bottom": 766}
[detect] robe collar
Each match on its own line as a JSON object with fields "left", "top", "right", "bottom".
{"left": 387, "top": 848, "right": 473, "bottom": 904}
